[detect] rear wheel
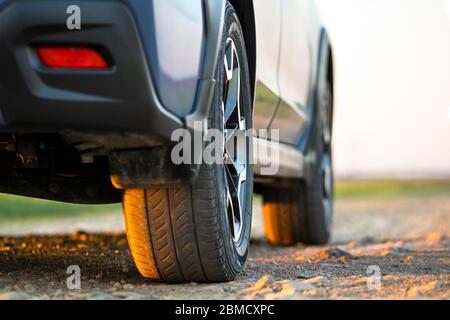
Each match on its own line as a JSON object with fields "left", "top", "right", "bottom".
{"left": 262, "top": 80, "right": 334, "bottom": 246}
{"left": 122, "top": 3, "right": 253, "bottom": 283}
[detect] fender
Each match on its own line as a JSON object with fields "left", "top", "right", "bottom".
{"left": 185, "top": 0, "right": 226, "bottom": 166}
{"left": 185, "top": 0, "right": 226, "bottom": 132}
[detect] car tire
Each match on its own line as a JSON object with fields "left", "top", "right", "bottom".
{"left": 262, "top": 82, "right": 334, "bottom": 246}
{"left": 122, "top": 2, "right": 253, "bottom": 283}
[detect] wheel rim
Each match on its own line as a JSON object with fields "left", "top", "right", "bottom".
{"left": 321, "top": 84, "right": 333, "bottom": 146}
{"left": 321, "top": 83, "right": 333, "bottom": 231}
{"left": 222, "top": 38, "right": 247, "bottom": 243}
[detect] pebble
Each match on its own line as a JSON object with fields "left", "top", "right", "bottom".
{"left": 318, "top": 248, "right": 353, "bottom": 260}
{"left": 304, "top": 276, "right": 326, "bottom": 284}
{"left": 338, "top": 256, "right": 347, "bottom": 264}
{"left": 24, "top": 284, "right": 35, "bottom": 292}
{"left": 253, "top": 275, "right": 274, "bottom": 290}
{"left": 407, "top": 281, "right": 447, "bottom": 298}
{"left": 53, "top": 289, "right": 64, "bottom": 296}
{"left": 402, "top": 255, "right": 415, "bottom": 262}
{"left": 261, "top": 281, "right": 316, "bottom": 300}
{"left": 295, "top": 272, "right": 311, "bottom": 279}
{"left": 303, "top": 289, "right": 319, "bottom": 296}
{"left": 426, "top": 232, "right": 444, "bottom": 243}
{"left": 89, "top": 292, "right": 115, "bottom": 300}
{"left": 280, "top": 280, "right": 316, "bottom": 292}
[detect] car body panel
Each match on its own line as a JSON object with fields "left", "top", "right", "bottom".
{"left": 272, "top": 0, "right": 313, "bottom": 144}
{"left": 150, "top": 0, "right": 204, "bottom": 116}
{"left": 253, "top": 0, "right": 323, "bottom": 145}
{"left": 252, "top": 0, "right": 281, "bottom": 131}
{"left": 270, "top": 0, "right": 321, "bottom": 145}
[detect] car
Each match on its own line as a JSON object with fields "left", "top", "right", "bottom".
{"left": 0, "top": 0, "right": 334, "bottom": 283}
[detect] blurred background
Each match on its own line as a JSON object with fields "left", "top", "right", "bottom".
{"left": 0, "top": 0, "right": 449, "bottom": 235}
{"left": 317, "top": 0, "right": 450, "bottom": 178}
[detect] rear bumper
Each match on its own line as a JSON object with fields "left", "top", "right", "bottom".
{"left": 0, "top": 0, "right": 224, "bottom": 144}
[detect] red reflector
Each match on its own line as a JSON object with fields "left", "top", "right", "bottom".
{"left": 36, "top": 47, "right": 108, "bottom": 69}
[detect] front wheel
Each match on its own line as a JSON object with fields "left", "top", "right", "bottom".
{"left": 122, "top": 3, "right": 253, "bottom": 283}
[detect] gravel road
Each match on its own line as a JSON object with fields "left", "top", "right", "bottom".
{"left": 0, "top": 195, "right": 448, "bottom": 300}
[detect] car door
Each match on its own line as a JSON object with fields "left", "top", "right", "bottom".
{"left": 252, "top": 0, "right": 281, "bottom": 133}
{"left": 269, "top": 0, "right": 313, "bottom": 145}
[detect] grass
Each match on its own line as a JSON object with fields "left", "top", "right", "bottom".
{"left": 0, "top": 193, "right": 120, "bottom": 223}
{"left": 335, "top": 179, "right": 450, "bottom": 199}
{"left": 0, "top": 180, "right": 448, "bottom": 222}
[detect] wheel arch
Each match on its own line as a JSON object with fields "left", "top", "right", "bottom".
{"left": 323, "top": 29, "right": 335, "bottom": 138}
{"left": 228, "top": 0, "right": 257, "bottom": 104}
{"left": 185, "top": 0, "right": 256, "bottom": 130}
{"left": 301, "top": 27, "right": 335, "bottom": 182}
{"left": 317, "top": 28, "right": 334, "bottom": 101}
{"left": 326, "top": 33, "right": 334, "bottom": 99}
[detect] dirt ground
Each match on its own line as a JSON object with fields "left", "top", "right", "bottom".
{"left": 0, "top": 195, "right": 448, "bottom": 300}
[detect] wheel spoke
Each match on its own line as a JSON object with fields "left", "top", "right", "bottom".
{"left": 224, "top": 73, "right": 240, "bottom": 123}
{"left": 225, "top": 128, "right": 246, "bottom": 175}
{"left": 223, "top": 39, "right": 241, "bottom": 125}
{"left": 225, "top": 163, "right": 238, "bottom": 194}
{"left": 224, "top": 40, "right": 235, "bottom": 81}
{"left": 321, "top": 83, "right": 333, "bottom": 146}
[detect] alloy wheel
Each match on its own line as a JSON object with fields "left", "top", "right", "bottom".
{"left": 221, "top": 37, "right": 248, "bottom": 243}
{"left": 321, "top": 83, "right": 334, "bottom": 232}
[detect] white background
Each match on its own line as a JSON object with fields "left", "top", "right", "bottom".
{"left": 316, "top": 0, "right": 450, "bottom": 178}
